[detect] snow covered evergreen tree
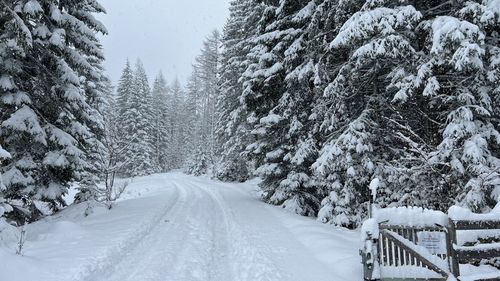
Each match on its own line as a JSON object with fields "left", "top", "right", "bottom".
{"left": 114, "top": 60, "right": 136, "bottom": 176}
{"left": 391, "top": 0, "right": 500, "bottom": 212}
{"left": 180, "top": 73, "right": 204, "bottom": 170}
{"left": 198, "top": 31, "right": 221, "bottom": 159}
{"left": 311, "top": 0, "right": 425, "bottom": 227}
{"left": 0, "top": 0, "right": 108, "bottom": 223}
{"left": 151, "top": 72, "right": 171, "bottom": 172}
{"left": 237, "top": 0, "right": 328, "bottom": 216}
{"left": 214, "top": 0, "right": 265, "bottom": 182}
{"left": 166, "top": 78, "right": 185, "bottom": 170}
{"left": 129, "top": 59, "right": 156, "bottom": 176}
{"left": 112, "top": 59, "right": 157, "bottom": 176}
{"left": 185, "top": 147, "right": 211, "bottom": 176}
{"left": 213, "top": 0, "right": 500, "bottom": 227}
{"left": 184, "top": 31, "right": 222, "bottom": 175}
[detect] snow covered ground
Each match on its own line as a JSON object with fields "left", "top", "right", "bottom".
{"left": 0, "top": 173, "right": 362, "bottom": 281}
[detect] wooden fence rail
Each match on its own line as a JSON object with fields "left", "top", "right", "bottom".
{"left": 449, "top": 218, "right": 500, "bottom": 278}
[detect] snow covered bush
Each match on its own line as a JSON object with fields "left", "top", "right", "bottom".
{"left": 214, "top": 157, "right": 250, "bottom": 182}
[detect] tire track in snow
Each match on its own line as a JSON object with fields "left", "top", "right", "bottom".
{"left": 80, "top": 180, "right": 185, "bottom": 281}
{"left": 161, "top": 179, "right": 234, "bottom": 281}
{"left": 187, "top": 180, "right": 287, "bottom": 281}
{"left": 188, "top": 176, "right": 339, "bottom": 281}
{"left": 96, "top": 178, "right": 234, "bottom": 281}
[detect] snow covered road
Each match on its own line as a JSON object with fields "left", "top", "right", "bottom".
{"left": 0, "top": 173, "right": 362, "bottom": 281}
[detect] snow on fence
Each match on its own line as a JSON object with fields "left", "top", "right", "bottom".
{"left": 448, "top": 206, "right": 500, "bottom": 278}
{"left": 361, "top": 206, "right": 500, "bottom": 281}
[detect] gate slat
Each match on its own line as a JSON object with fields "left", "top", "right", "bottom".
{"left": 388, "top": 236, "right": 393, "bottom": 266}
{"left": 408, "top": 228, "right": 415, "bottom": 266}
{"left": 398, "top": 229, "right": 404, "bottom": 266}
{"left": 394, "top": 229, "right": 400, "bottom": 266}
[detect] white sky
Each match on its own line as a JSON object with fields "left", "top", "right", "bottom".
{"left": 98, "top": 0, "right": 230, "bottom": 85}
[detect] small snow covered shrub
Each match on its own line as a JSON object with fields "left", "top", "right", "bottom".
{"left": 214, "top": 157, "right": 250, "bottom": 182}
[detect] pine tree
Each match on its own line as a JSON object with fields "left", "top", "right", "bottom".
{"left": 239, "top": 0, "right": 290, "bottom": 197}
{"left": 214, "top": 0, "right": 265, "bottom": 182}
{"left": 311, "top": 0, "right": 424, "bottom": 227}
{"left": 77, "top": 69, "right": 112, "bottom": 208}
{"left": 237, "top": 0, "right": 327, "bottom": 216}
{"left": 181, "top": 73, "right": 204, "bottom": 169}
{"left": 166, "top": 78, "right": 185, "bottom": 170}
{"left": 198, "top": 31, "right": 221, "bottom": 160}
{"left": 210, "top": 0, "right": 500, "bottom": 227}
{"left": 115, "top": 60, "right": 136, "bottom": 176}
{"left": 116, "top": 59, "right": 135, "bottom": 135}
{"left": 184, "top": 32, "right": 222, "bottom": 175}
{"left": 129, "top": 59, "right": 155, "bottom": 176}
{"left": 185, "top": 147, "right": 211, "bottom": 176}
{"left": 151, "top": 72, "right": 171, "bottom": 172}
{"left": 113, "top": 59, "right": 156, "bottom": 176}
{"left": 0, "top": 0, "right": 107, "bottom": 223}
{"left": 265, "top": 0, "right": 330, "bottom": 216}
{"left": 391, "top": 1, "right": 500, "bottom": 212}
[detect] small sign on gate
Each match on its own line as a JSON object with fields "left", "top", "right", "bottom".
{"left": 416, "top": 231, "right": 447, "bottom": 255}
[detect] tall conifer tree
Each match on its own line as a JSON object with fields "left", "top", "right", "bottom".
{"left": 0, "top": 0, "right": 108, "bottom": 222}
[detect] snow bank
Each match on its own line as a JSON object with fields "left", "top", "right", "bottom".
{"left": 373, "top": 206, "right": 449, "bottom": 227}
{"left": 381, "top": 266, "right": 443, "bottom": 279}
{"left": 460, "top": 264, "right": 500, "bottom": 281}
{"left": 448, "top": 205, "right": 500, "bottom": 221}
{"left": 0, "top": 219, "right": 18, "bottom": 249}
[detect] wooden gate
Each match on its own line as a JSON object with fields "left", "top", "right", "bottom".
{"left": 362, "top": 207, "right": 500, "bottom": 280}
{"left": 377, "top": 223, "right": 453, "bottom": 280}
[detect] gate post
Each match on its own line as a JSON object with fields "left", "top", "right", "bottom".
{"left": 448, "top": 218, "right": 460, "bottom": 277}
{"left": 361, "top": 222, "right": 380, "bottom": 281}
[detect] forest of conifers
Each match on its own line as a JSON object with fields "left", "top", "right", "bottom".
{"left": 1, "top": 0, "right": 499, "bottom": 228}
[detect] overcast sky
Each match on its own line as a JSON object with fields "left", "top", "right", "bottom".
{"left": 98, "top": 0, "right": 230, "bottom": 85}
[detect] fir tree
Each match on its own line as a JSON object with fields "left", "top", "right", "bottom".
{"left": 129, "top": 59, "right": 155, "bottom": 176}
{"left": 181, "top": 73, "right": 204, "bottom": 169}
{"left": 114, "top": 60, "right": 136, "bottom": 176}
{"left": 184, "top": 32, "right": 222, "bottom": 175}
{"left": 0, "top": 0, "right": 107, "bottom": 223}
{"left": 393, "top": 1, "right": 500, "bottom": 212}
{"left": 151, "top": 72, "right": 171, "bottom": 172}
{"left": 239, "top": 0, "right": 324, "bottom": 216}
{"left": 313, "top": 0, "right": 424, "bottom": 227}
{"left": 214, "top": 0, "right": 265, "bottom": 182}
{"left": 167, "top": 78, "right": 185, "bottom": 170}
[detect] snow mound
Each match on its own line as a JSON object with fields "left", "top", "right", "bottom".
{"left": 374, "top": 206, "right": 449, "bottom": 227}
{"left": 448, "top": 205, "right": 500, "bottom": 221}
